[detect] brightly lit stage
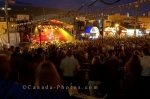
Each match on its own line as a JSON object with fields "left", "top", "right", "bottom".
{"left": 31, "top": 20, "right": 75, "bottom": 44}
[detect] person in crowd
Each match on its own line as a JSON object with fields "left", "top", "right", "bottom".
{"left": 103, "top": 49, "right": 120, "bottom": 98}
{"left": 35, "top": 61, "right": 62, "bottom": 87}
{"left": 34, "top": 61, "right": 70, "bottom": 99}
{"left": 140, "top": 47, "right": 150, "bottom": 77}
{"left": 10, "top": 47, "right": 23, "bottom": 81}
{"left": 0, "top": 54, "right": 11, "bottom": 80}
{"left": 9, "top": 46, "right": 15, "bottom": 55}
{"left": 60, "top": 49, "right": 80, "bottom": 86}
{"left": 33, "top": 47, "right": 45, "bottom": 71}
{"left": 88, "top": 56, "right": 105, "bottom": 97}
{"left": 19, "top": 47, "right": 35, "bottom": 85}
{"left": 0, "top": 45, "right": 11, "bottom": 57}
{"left": 0, "top": 54, "right": 26, "bottom": 99}
{"left": 34, "top": 47, "right": 45, "bottom": 62}
{"left": 122, "top": 52, "right": 143, "bottom": 98}
{"left": 139, "top": 47, "right": 150, "bottom": 98}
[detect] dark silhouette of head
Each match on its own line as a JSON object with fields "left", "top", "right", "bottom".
{"left": 35, "top": 61, "right": 62, "bottom": 86}
{"left": 92, "top": 56, "right": 100, "bottom": 65}
{"left": 66, "top": 49, "right": 73, "bottom": 57}
{"left": 128, "top": 54, "right": 142, "bottom": 76}
{"left": 37, "top": 47, "right": 43, "bottom": 55}
{"left": 143, "top": 48, "right": 149, "bottom": 55}
{"left": 0, "top": 55, "right": 11, "bottom": 79}
{"left": 14, "top": 47, "right": 20, "bottom": 53}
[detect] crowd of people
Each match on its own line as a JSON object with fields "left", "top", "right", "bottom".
{"left": 0, "top": 37, "right": 150, "bottom": 99}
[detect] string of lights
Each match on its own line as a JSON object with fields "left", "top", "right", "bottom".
{"left": 88, "top": 0, "right": 121, "bottom": 7}
{"left": 100, "top": 0, "right": 121, "bottom": 5}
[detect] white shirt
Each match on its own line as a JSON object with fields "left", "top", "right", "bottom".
{"left": 140, "top": 55, "right": 150, "bottom": 77}
{"left": 60, "top": 55, "right": 79, "bottom": 77}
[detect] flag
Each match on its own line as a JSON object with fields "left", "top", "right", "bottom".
{"left": 8, "top": 0, "right": 16, "bottom": 4}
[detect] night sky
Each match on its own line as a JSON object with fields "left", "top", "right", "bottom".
{"left": 16, "top": 0, "right": 136, "bottom": 10}
{"left": 0, "top": 0, "right": 149, "bottom": 15}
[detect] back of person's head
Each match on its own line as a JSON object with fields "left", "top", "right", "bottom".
{"left": 131, "top": 55, "right": 140, "bottom": 64}
{"left": 91, "top": 56, "right": 100, "bottom": 65}
{"left": 108, "top": 50, "right": 115, "bottom": 56}
{"left": 66, "top": 49, "right": 72, "bottom": 57}
{"left": 0, "top": 55, "right": 11, "bottom": 79}
{"left": 9, "top": 46, "right": 15, "bottom": 51}
{"left": 133, "top": 50, "right": 140, "bottom": 56}
{"left": 15, "top": 47, "right": 20, "bottom": 53}
{"left": 143, "top": 47, "right": 149, "bottom": 55}
{"left": 35, "top": 61, "right": 61, "bottom": 86}
{"left": 36, "top": 47, "right": 43, "bottom": 55}
{"left": 23, "top": 46, "right": 29, "bottom": 53}
{"left": 129, "top": 54, "right": 142, "bottom": 75}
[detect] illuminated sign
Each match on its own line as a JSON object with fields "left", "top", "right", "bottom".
{"left": 90, "top": 27, "right": 99, "bottom": 33}
{"left": 17, "top": 15, "right": 30, "bottom": 20}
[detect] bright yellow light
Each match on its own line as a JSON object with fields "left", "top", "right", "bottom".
{"left": 43, "top": 28, "right": 48, "bottom": 33}
{"left": 38, "top": 25, "right": 41, "bottom": 29}
{"left": 34, "top": 27, "right": 39, "bottom": 34}
{"left": 58, "top": 28, "right": 74, "bottom": 41}
{"left": 115, "top": 24, "right": 119, "bottom": 27}
{"left": 11, "top": 24, "right": 14, "bottom": 27}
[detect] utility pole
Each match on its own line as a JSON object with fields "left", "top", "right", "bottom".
{"left": 43, "top": 8, "right": 46, "bottom": 20}
{"left": 134, "top": 0, "right": 140, "bottom": 37}
{"left": 101, "top": 18, "right": 104, "bottom": 43}
{"left": 101, "top": 12, "right": 104, "bottom": 43}
{"left": 4, "top": 0, "right": 10, "bottom": 44}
